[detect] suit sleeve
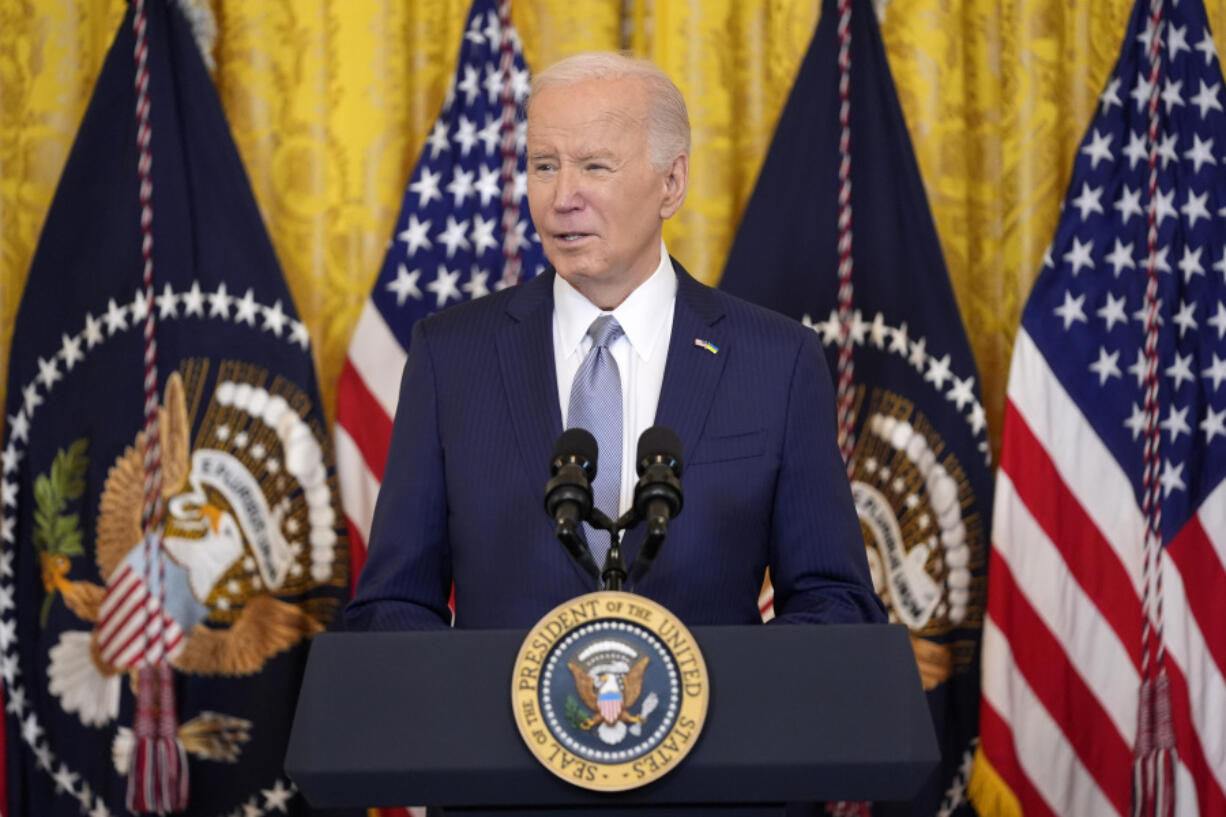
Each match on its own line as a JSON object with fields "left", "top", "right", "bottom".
{"left": 343, "top": 320, "right": 453, "bottom": 630}
{"left": 768, "top": 328, "right": 886, "bottom": 625}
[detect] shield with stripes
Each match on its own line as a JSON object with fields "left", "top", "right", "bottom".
{"left": 597, "top": 682, "right": 624, "bottom": 724}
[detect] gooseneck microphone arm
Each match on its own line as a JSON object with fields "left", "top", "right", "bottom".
{"left": 566, "top": 501, "right": 624, "bottom": 590}
{"left": 545, "top": 425, "right": 684, "bottom": 590}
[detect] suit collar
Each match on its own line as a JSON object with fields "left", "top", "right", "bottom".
{"left": 552, "top": 255, "right": 677, "bottom": 365}
{"left": 671, "top": 259, "right": 727, "bottom": 327}
{"left": 504, "top": 266, "right": 556, "bottom": 323}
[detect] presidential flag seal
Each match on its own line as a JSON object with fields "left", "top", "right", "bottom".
{"left": 511, "top": 591, "right": 708, "bottom": 792}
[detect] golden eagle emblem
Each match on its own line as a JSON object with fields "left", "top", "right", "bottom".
{"left": 566, "top": 640, "right": 658, "bottom": 745}
{"left": 44, "top": 361, "right": 344, "bottom": 768}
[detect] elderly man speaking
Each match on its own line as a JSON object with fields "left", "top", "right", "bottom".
{"left": 345, "top": 52, "right": 883, "bottom": 631}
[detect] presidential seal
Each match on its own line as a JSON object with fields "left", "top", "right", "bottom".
{"left": 511, "top": 592, "right": 708, "bottom": 792}
{"left": 848, "top": 389, "right": 986, "bottom": 688}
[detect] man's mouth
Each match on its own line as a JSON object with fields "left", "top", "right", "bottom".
{"left": 556, "top": 232, "right": 592, "bottom": 242}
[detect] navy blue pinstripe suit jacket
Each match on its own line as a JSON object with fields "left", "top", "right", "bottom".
{"left": 344, "top": 264, "right": 885, "bottom": 630}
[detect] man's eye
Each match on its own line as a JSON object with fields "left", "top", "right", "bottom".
{"left": 533, "top": 162, "right": 555, "bottom": 172}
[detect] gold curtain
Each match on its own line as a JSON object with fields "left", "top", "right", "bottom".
{"left": 5, "top": 0, "right": 1226, "bottom": 458}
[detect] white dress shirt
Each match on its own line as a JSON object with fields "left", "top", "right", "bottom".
{"left": 554, "top": 241, "right": 677, "bottom": 517}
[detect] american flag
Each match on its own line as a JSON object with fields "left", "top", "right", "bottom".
{"left": 334, "top": 0, "right": 547, "bottom": 592}
{"left": 976, "top": 0, "right": 1226, "bottom": 814}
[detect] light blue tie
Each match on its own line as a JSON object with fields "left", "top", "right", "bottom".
{"left": 567, "top": 314, "right": 624, "bottom": 568}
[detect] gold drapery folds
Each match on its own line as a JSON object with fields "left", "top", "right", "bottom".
{"left": 5, "top": 1, "right": 1226, "bottom": 459}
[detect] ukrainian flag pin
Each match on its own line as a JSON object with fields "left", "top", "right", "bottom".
{"left": 693, "top": 338, "right": 719, "bottom": 355}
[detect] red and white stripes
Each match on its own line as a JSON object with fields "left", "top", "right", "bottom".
{"left": 96, "top": 565, "right": 185, "bottom": 669}
{"left": 979, "top": 331, "right": 1226, "bottom": 817}
{"left": 336, "top": 302, "right": 406, "bottom": 584}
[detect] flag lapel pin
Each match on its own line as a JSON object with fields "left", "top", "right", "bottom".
{"left": 693, "top": 338, "right": 719, "bottom": 355}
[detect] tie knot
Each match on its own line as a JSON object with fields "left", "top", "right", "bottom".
{"left": 587, "top": 314, "right": 624, "bottom": 348}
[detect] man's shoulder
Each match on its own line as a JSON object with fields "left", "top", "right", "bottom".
{"left": 677, "top": 269, "right": 815, "bottom": 351}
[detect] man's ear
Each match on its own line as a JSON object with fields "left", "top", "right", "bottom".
{"left": 659, "top": 152, "right": 689, "bottom": 219}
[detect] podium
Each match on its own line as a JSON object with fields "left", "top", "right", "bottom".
{"left": 286, "top": 623, "right": 938, "bottom": 815}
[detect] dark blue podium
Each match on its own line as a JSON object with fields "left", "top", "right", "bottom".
{"left": 285, "top": 623, "right": 938, "bottom": 816}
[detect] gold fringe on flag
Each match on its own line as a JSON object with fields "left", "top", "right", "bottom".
{"left": 967, "top": 745, "right": 1022, "bottom": 817}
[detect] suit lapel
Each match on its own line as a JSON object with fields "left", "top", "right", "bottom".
{"left": 497, "top": 271, "right": 600, "bottom": 590}
{"left": 497, "top": 271, "right": 563, "bottom": 488}
{"left": 654, "top": 263, "right": 728, "bottom": 467}
{"left": 625, "top": 263, "right": 728, "bottom": 572}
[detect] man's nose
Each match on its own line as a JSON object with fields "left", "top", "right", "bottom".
{"left": 553, "top": 165, "right": 583, "bottom": 210}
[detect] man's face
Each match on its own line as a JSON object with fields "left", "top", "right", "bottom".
{"left": 526, "top": 77, "right": 686, "bottom": 305}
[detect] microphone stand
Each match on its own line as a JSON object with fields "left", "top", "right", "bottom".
{"left": 602, "top": 528, "right": 627, "bottom": 591}
{"left": 586, "top": 509, "right": 631, "bottom": 591}
{"left": 566, "top": 497, "right": 673, "bottom": 591}
{"left": 589, "top": 507, "right": 672, "bottom": 591}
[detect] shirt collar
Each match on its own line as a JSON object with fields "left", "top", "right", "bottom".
{"left": 554, "top": 240, "right": 677, "bottom": 361}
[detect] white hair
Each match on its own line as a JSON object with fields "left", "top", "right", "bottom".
{"left": 529, "top": 52, "right": 690, "bottom": 171}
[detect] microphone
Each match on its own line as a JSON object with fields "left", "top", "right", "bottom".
{"left": 544, "top": 429, "right": 601, "bottom": 580}
{"left": 629, "top": 426, "right": 683, "bottom": 583}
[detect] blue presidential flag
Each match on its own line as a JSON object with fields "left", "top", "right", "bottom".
{"left": 1, "top": 1, "right": 348, "bottom": 814}
{"left": 721, "top": 0, "right": 991, "bottom": 814}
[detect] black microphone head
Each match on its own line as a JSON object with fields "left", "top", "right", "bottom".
{"left": 552, "top": 428, "right": 598, "bottom": 480}
{"left": 636, "top": 425, "right": 683, "bottom": 476}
